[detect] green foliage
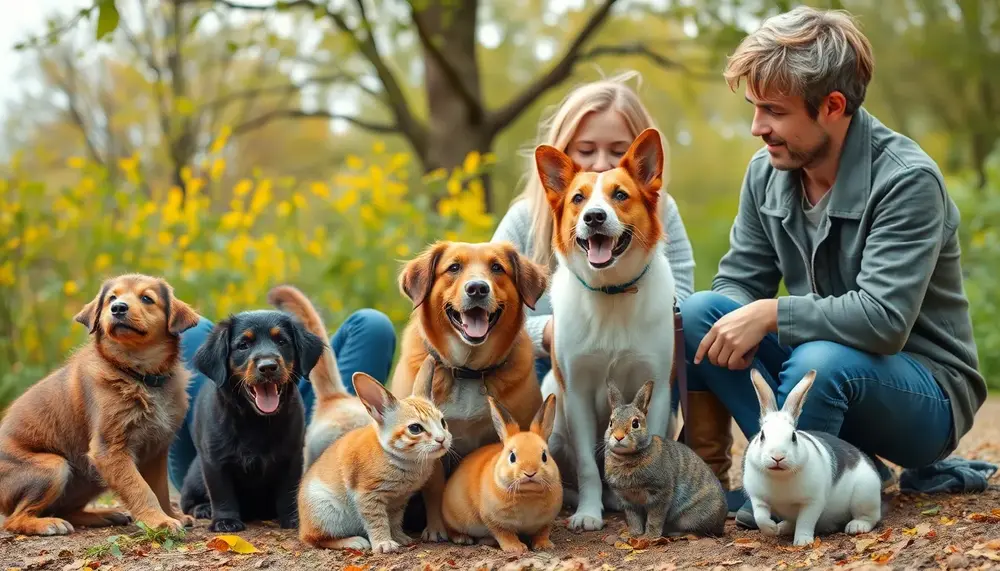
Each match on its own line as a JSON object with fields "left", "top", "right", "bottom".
{"left": 952, "top": 149, "right": 1000, "bottom": 390}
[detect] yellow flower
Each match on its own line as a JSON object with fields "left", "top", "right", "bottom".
{"left": 187, "top": 177, "right": 205, "bottom": 196}
{"left": 66, "top": 156, "right": 86, "bottom": 169}
{"left": 220, "top": 211, "right": 241, "bottom": 231}
{"left": 395, "top": 243, "right": 410, "bottom": 257}
{"left": 306, "top": 241, "right": 323, "bottom": 257}
{"left": 5, "top": 237, "right": 20, "bottom": 250}
{"left": 181, "top": 166, "right": 193, "bottom": 183}
{"left": 178, "top": 235, "right": 191, "bottom": 249}
{"left": 64, "top": 280, "right": 79, "bottom": 295}
{"left": 447, "top": 177, "right": 461, "bottom": 196}
{"left": 0, "top": 261, "right": 14, "bottom": 286}
{"left": 463, "top": 151, "right": 481, "bottom": 174}
{"left": 210, "top": 126, "right": 232, "bottom": 154}
{"left": 95, "top": 253, "right": 112, "bottom": 271}
{"left": 372, "top": 141, "right": 386, "bottom": 154}
{"left": 23, "top": 226, "right": 38, "bottom": 244}
{"left": 345, "top": 155, "right": 364, "bottom": 170}
{"left": 388, "top": 153, "right": 409, "bottom": 172}
{"left": 234, "top": 179, "right": 253, "bottom": 197}
{"left": 159, "top": 231, "right": 173, "bottom": 246}
{"left": 278, "top": 201, "right": 292, "bottom": 217}
{"left": 210, "top": 158, "right": 226, "bottom": 181}
{"left": 293, "top": 193, "right": 307, "bottom": 209}
{"left": 310, "top": 182, "right": 330, "bottom": 199}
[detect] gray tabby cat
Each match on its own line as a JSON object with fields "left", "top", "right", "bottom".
{"left": 603, "top": 380, "right": 727, "bottom": 538}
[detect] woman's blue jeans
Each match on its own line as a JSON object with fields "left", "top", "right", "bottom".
{"left": 167, "top": 309, "right": 397, "bottom": 490}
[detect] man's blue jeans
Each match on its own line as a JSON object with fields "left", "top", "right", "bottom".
{"left": 680, "top": 291, "right": 954, "bottom": 476}
{"left": 167, "top": 309, "right": 397, "bottom": 490}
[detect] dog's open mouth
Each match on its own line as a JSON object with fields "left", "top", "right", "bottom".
{"left": 576, "top": 230, "right": 633, "bottom": 268}
{"left": 246, "top": 382, "right": 282, "bottom": 415}
{"left": 446, "top": 305, "right": 502, "bottom": 344}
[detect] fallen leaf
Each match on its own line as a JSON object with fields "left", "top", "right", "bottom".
{"left": 719, "top": 560, "right": 743, "bottom": 566}
{"left": 968, "top": 512, "right": 1000, "bottom": 523}
{"left": 944, "top": 545, "right": 960, "bottom": 554}
{"left": 940, "top": 516, "right": 957, "bottom": 526}
{"left": 853, "top": 538, "right": 877, "bottom": 553}
{"left": 731, "top": 538, "right": 761, "bottom": 550}
{"left": 921, "top": 505, "right": 941, "bottom": 516}
{"left": 979, "top": 539, "right": 1000, "bottom": 550}
{"left": 207, "top": 535, "right": 259, "bottom": 555}
{"left": 613, "top": 541, "right": 633, "bottom": 550}
{"left": 627, "top": 537, "right": 650, "bottom": 550}
{"left": 967, "top": 549, "right": 1000, "bottom": 562}
{"left": 903, "top": 523, "right": 934, "bottom": 537}
{"left": 343, "top": 566, "right": 366, "bottom": 571}
{"left": 623, "top": 554, "right": 636, "bottom": 562}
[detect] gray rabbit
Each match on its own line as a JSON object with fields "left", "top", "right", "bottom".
{"left": 603, "top": 380, "right": 727, "bottom": 538}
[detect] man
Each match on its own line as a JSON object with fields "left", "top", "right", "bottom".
{"left": 679, "top": 5, "right": 987, "bottom": 528}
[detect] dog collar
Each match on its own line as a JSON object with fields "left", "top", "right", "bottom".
{"left": 119, "top": 366, "right": 170, "bottom": 388}
{"left": 422, "top": 342, "right": 507, "bottom": 383}
{"left": 571, "top": 263, "right": 651, "bottom": 295}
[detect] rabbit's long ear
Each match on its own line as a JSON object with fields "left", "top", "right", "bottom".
{"left": 781, "top": 370, "right": 816, "bottom": 424}
{"left": 750, "top": 368, "right": 778, "bottom": 419}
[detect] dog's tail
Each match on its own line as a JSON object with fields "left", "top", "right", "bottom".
{"left": 267, "top": 285, "right": 349, "bottom": 400}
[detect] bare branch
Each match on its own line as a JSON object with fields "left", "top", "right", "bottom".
{"left": 232, "top": 109, "right": 398, "bottom": 136}
{"left": 579, "top": 43, "right": 718, "bottom": 80}
{"left": 217, "top": 0, "right": 428, "bottom": 153}
{"left": 406, "top": 0, "right": 482, "bottom": 119}
{"left": 487, "top": 0, "right": 619, "bottom": 137}
{"left": 201, "top": 72, "right": 378, "bottom": 112}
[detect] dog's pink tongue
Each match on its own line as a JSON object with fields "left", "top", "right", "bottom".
{"left": 254, "top": 383, "right": 280, "bottom": 413}
{"left": 461, "top": 309, "right": 489, "bottom": 338}
{"left": 587, "top": 236, "right": 613, "bottom": 265}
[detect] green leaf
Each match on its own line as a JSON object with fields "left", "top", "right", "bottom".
{"left": 107, "top": 535, "right": 120, "bottom": 543}
{"left": 313, "top": 4, "right": 326, "bottom": 19}
{"left": 95, "top": 0, "right": 120, "bottom": 41}
{"left": 275, "top": 1, "right": 291, "bottom": 11}
{"left": 226, "top": 41, "right": 239, "bottom": 53}
{"left": 12, "top": 42, "right": 26, "bottom": 51}
{"left": 163, "top": 538, "right": 174, "bottom": 550}
{"left": 921, "top": 505, "right": 942, "bottom": 516}
{"left": 110, "top": 543, "right": 123, "bottom": 558}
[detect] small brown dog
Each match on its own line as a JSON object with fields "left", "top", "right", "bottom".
{"left": 392, "top": 240, "right": 548, "bottom": 541}
{"left": 0, "top": 273, "right": 200, "bottom": 536}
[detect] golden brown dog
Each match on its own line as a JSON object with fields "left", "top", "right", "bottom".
{"left": 392, "top": 241, "right": 548, "bottom": 541}
{"left": 0, "top": 273, "right": 200, "bottom": 536}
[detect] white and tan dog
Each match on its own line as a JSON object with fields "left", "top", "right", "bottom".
{"left": 535, "top": 128, "right": 677, "bottom": 531}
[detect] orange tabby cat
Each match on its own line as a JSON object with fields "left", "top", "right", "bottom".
{"left": 297, "top": 356, "right": 452, "bottom": 553}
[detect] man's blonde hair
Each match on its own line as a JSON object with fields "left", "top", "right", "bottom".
{"left": 723, "top": 6, "right": 875, "bottom": 116}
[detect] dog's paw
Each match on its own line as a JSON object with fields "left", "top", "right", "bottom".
{"left": 777, "top": 520, "right": 795, "bottom": 536}
{"left": 568, "top": 509, "right": 604, "bottom": 532}
{"left": 532, "top": 537, "right": 555, "bottom": 550}
{"left": 191, "top": 504, "right": 213, "bottom": 520}
{"left": 757, "top": 517, "right": 779, "bottom": 537}
{"left": 451, "top": 533, "right": 474, "bottom": 545}
{"left": 178, "top": 514, "right": 195, "bottom": 528}
{"left": 103, "top": 510, "right": 133, "bottom": 526}
{"left": 278, "top": 515, "right": 298, "bottom": 529}
{"left": 372, "top": 539, "right": 402, "bottom": 554}
{"left": 209, "top": 518, "right": 246, "bottom": 533}
{"left": 17, "top": 517, "right": 75, "bottom": 536}
{"left": 392, "top": 531, "right": 415, "bottom": 546}
{"left": 500, "top": 540, "right": 529, "bottom": 554}
{"left": 845, "top": 519, "right": 874, "bottom": 535}
{"left": 793, "top": 532, "right": 815, "bottom": 547}
{"left": 140, "top": 513, "right": 185, "bottom": 534}
{"left": 421, "top": 526, "right": 449, "bottom": 543}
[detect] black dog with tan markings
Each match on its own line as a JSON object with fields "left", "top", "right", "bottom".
{"left": 179, "top": 310, "right": 324, "bottom": 532}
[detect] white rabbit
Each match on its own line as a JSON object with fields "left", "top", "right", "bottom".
{"left": 742, "top": 368, "right": 882, "bottom": 546}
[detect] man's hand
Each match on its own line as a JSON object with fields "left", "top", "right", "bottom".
{"left": 694, "top": 299, "right": 778, "bottom": 370}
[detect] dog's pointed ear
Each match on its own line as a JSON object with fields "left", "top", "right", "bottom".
{"left": 399, "top": 241, "right": 449, "bottom": 308}
{"left": 159, "top": 282, "right": 200, "bottom": 336}
{"left": 619, "top": 128, "right": 664, "bottom": 200}
{"left": 290, "top": 317, "right": 326, "bottom": 380}
{"left": 192, "top": 317, "right": 232, "bottom": 388}
{"left": 75, "top": 281, "right": 111, "bottom": 334}
{"left": 503, "top": 243, "right": 548, "bottom": 311}
{"left": 534, "top": 145, "right": 579, "bottom": 213}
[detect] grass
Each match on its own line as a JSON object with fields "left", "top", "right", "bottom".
{"left": 83, "top": 521, "right": 188, "bottom": 560}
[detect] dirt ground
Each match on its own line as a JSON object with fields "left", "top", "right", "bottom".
{"left": 3, "top": 399, "right": 999, "bottom": 571}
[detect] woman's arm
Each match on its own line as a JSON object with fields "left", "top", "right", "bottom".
{"left": 492, "top": 200, "right": 551, "bottom": 355}
{"left": 662, "top": 194, "right": 696, "bottom": 303}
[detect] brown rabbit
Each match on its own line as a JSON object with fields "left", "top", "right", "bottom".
{"left": 604, "top": 380, "right": 727, "bottom": 538}
{"left": 441, "top": 394, "right": 562, "bottom": 554}
{"left": 297, "top": 356, "right": 452, "bottom": 553}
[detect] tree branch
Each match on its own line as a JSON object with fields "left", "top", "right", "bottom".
{"left": 406, "top": 0, "right": 482, "bottom": 120}
{"left": 216, "top": 0, "right": 428, "bottom": 152}
{"left": 232, "top": 109, "right": 399, "bottom": 136}
{"left": 579, "top": 43, "right": 718, "bottom": 80}
{"left": 201, "top": 72, "right": 379, "bottom": 112}
{"left": 487, "top": 0, "right": 619, "bottom": 137}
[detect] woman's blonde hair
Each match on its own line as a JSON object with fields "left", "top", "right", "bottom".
{"left": 513, "top": 70, "right": 671, "bottom": 269}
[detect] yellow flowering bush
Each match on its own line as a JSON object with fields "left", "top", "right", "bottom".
{"left": 0, "top": 131, "right": 496, "bottom": 407}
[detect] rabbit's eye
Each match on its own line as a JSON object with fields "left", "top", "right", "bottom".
{"left": 441, "top": 419, "right": 448, "bottom": 429}
{"left": 631, "top": 418, "right": 640, "bottom": 429}
{"left": 791, "top": 432, "right": 798, "bottom": 444}
{"left": 760, "top": 430, "right": 766, "bottom": 442}
{"left": 541, "top": 451, "right": 548, "bottom": 463}
{"left": 609, "top": 419, "right": 613, "bottom": 427}
{"left": 509, "top": 452, "right": 517, "bottom": 463}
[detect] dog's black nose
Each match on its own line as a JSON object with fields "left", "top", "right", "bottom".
{"left": 465, "top": 280, "right": 490, "bottom": 300}
{"left": 257, "top": 358, "right": 279, "bottom": 374}
{"left": 583, "top": 209, "right": 607, "bottom": 227}
{"left": 110, "top": 301, "right": 129, "bottom": 316}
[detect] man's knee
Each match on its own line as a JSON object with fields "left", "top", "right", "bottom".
{"left": 679, "top": 291, "right": 741, "bottom": 344}
{"left": 782, "top": 340, "right": 862, "bottom": 402}
{"left": 340, "top": 308, "right": 396, "bottom": 350}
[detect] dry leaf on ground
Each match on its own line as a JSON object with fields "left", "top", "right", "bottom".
{"left": 206, "top": 535, "right": 260, "bottom": 554}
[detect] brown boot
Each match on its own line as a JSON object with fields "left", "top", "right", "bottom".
{"left": 685, "top": 390, "right": 734, "bottom": 490}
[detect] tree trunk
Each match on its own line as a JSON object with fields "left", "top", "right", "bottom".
{"left": 415, "top": 0, "right": 496, "bottom": 210}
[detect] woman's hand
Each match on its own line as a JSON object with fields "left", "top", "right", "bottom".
{"left": 543, "top": 318, "right": 554, "bottom": 354}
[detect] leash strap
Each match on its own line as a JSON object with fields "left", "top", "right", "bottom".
{"left": 674, "top": 300, "right": 690, "bottom": 446}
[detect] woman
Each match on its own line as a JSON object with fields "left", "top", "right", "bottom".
{"left": 492, "top": 71, "right": 741, "bottom": 512}
{"left": 167, "top": 310, "right": 396, "bottom": 491}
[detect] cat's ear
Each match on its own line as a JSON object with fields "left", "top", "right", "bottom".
{"left": 352, "top": 372, "right": 398, "bottom": 425}
{"left": 411, "top": 355, "right": 436, "bottom": 402}
{"left": 487, "top": 396, "right": 519, "bottom": 442}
